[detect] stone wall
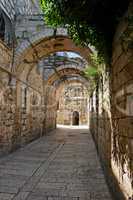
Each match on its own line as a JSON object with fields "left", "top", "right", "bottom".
{"left": 0, "top": 0, "right": 38, "bottom": 21}
{"left": 89, "top": 3, "right": 133, "bottom": 199}
{"left": 0, "top": 74, "right": 57, "bottom": 156}
{"left": 0, "top": 0, "right": 15, "bottom": 21}
{"left": 0, "top": 72, "right": 17, "bottom": 155}
{"left": 111, "top": 3, "right": 133, "bottom": 199}
{"left": 15, "top": 0, "right": 38, "bottom": 15}
{"left": 89, "top": 68, "right": 111, "bottom": 162}
{"left": 57, "top": 83, "right": 89, "bottom": 125}
{"left": 0, "top": 41, "right": 57, "bottom": 156}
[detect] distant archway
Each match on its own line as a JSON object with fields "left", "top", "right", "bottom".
{"left": 72, "top": 111, "right": 79, "bottom": 126}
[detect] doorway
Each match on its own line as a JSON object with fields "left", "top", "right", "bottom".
{"left": 72, "top": 111, "right": 79, "bottom": 125}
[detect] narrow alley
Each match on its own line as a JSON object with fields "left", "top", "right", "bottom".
{"left": 0, "top": 126, "right": 112, "bottom": 200}
{"left": 0, "top": 0, "right": 132, "bottom": 199}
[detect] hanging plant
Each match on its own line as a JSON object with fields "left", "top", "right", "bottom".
{"left": 40, "top": 0, "right": 130, "bottom": 64}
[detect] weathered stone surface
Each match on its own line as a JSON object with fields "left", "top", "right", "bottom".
{"left": 57, "top": 83, "right": 88, "bottom": 125}
{"left": 0, "top": 1, "right": 132, "bottom": 200}
{"left": 0, "top": 126, "right": 112, "bottom": 200}
{"left": 89, "top": 4, "right": 133, "bottom": 199}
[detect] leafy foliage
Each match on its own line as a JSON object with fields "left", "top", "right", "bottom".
{"left": 84, "top": 53, "right": 104, "bottom": 78}
{"left": 40, "top": 0, "right": 130, "bottom": 63}
{"left": 40, "top": 0, "right": 63, "bottom": 26}
{"left": 84, "top": 67, "right": 98, "bottom": 77}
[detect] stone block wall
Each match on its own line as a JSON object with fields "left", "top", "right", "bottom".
{"left": 0, "top": 72, "right": 19, "bottom": 155}
{"left": 0, "top": 41, "right": 57, "bottom": 156}
{"left": 0, "top": 41, "right": 13, "bottom": 155}
{"left": 89, "top": 3, "right": 133, "bottom": 199}
{"left": 0, "top": 0, "right": 15, "bottom": 21}
{"left": 0, "top": 0, "right": 58, "bottom": 154}
{"left": 89, "top": 69, "right": 111, "bottom": 165}
{"left": 57, "top": 83, "right": 89, "bottom": 125}
{"left": 111, "top": 4, "right": 133, "bottom": 199}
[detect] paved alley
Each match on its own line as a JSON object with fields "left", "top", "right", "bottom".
{"left": 0, "top": 126, "right": 112, "bottom": 200}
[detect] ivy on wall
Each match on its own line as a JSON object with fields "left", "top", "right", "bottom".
{"left": 40, "top": 0, "right": 130, "bottom": 64}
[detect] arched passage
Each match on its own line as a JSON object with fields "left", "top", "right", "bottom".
{"left": 14, "top": 35, "right": 92, "bottom": 135}
{"left": 0, "top": 1, "right": 132, "bottom": 199}
{"left": 15, "top": 35, "right": 93, "bottom": 80}
{"left": 0, "top": 19, "right": 93, "bottom": 157}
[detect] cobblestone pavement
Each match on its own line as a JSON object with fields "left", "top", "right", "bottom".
{"left": 0, "top": 126, "right": 113, "bottom": 200}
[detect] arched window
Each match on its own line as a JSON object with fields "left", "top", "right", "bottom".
{"left": 0, "top": 9, "right": 12, "bottom": 46}
{"left": 0, "top": 12, "right": 5, "bottom": 41}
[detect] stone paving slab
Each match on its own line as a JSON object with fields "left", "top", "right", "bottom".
{"left": 0, "top": 126, "right": 113, "bottom": 200}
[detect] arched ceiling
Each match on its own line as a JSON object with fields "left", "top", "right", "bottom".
{"left": 47, "top": 68, "right": 84, "bottom": 85}
{"left": 37, "top": 51, "right": 88, "bottom": 81}
{"left": 35, "top": 50, "right": 91, "bottom": 99}
{"left": 15, "top": 36, "right": 92, "bottom": 77}
{"left": 53, "top": 75, "right": 90, "bottom": 88}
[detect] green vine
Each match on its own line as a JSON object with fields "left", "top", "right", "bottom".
{"left": 83, "top": 53, "right": 105, "bottom": 93}
{"left": 40, "top": 0, "right": 130, "bottom": 64}
{"left": 84, "top": 53, "right": 104, "bottom": 77}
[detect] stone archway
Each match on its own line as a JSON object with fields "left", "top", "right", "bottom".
{"left": 12, "top": 30, "right": 92, "bottom": 156}
{"left": 15, "top": 35, "right": 93, "bottom": 80}
{"left": 72, "top": 111, "right": 79, "bottom": 126}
